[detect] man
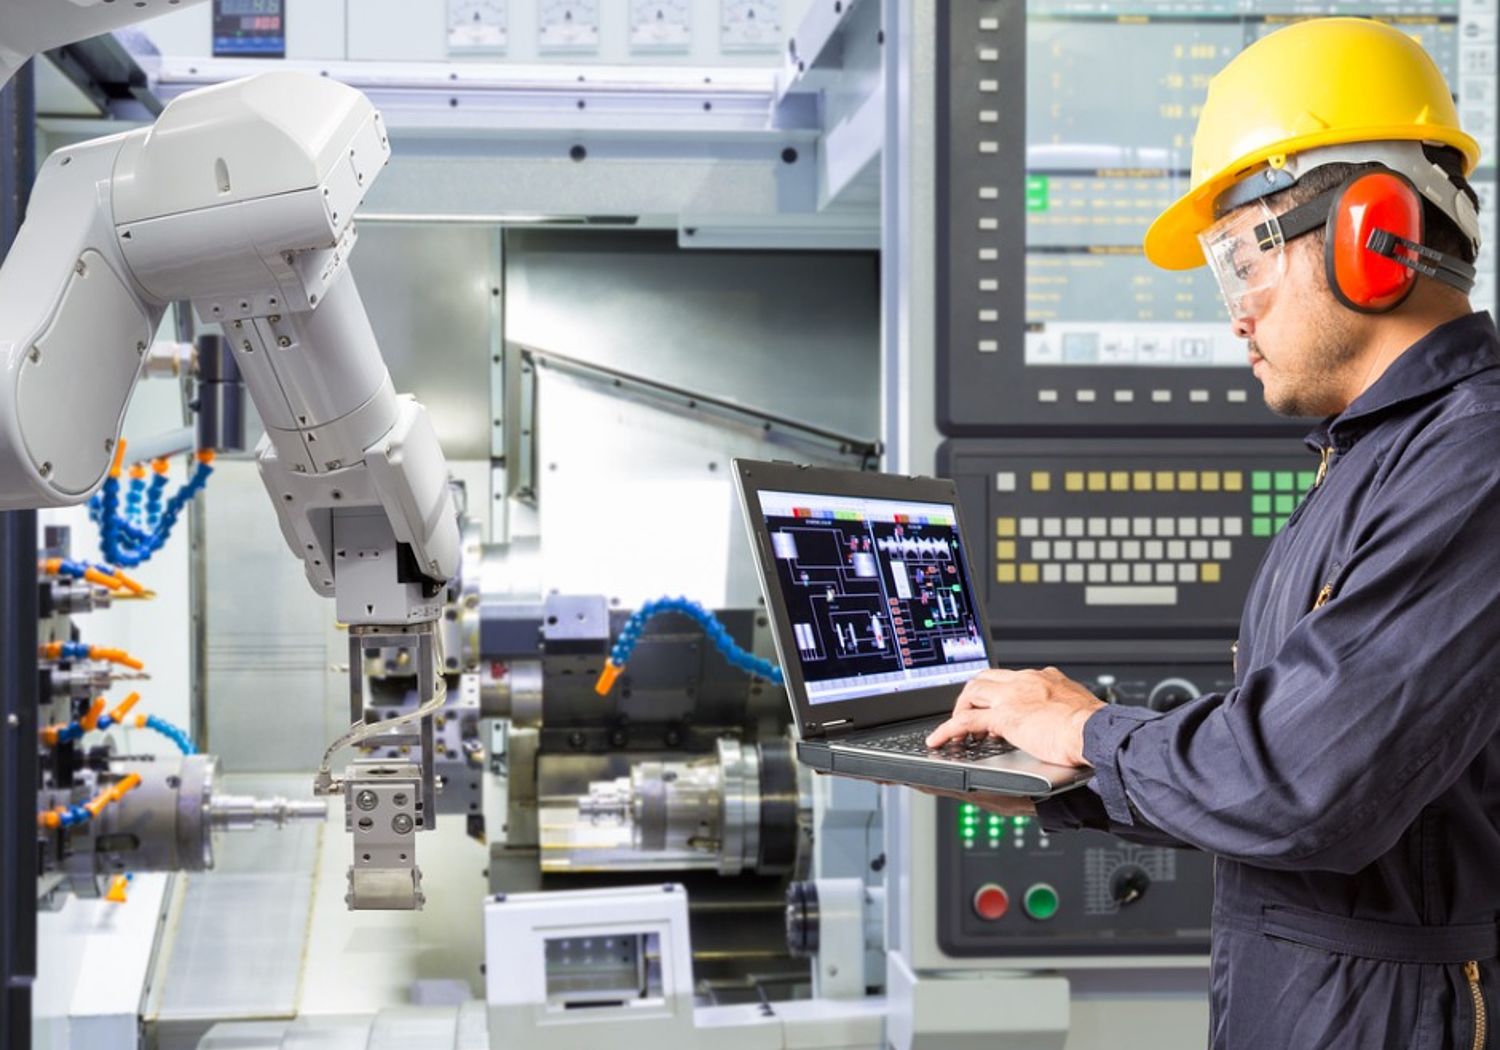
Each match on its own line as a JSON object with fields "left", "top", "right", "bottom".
{"left": 925, "top": 18, "right": 1500, "bottom": 1050}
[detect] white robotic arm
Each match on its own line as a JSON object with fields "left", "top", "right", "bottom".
{"left": 0, "top": 71, "right": 460, "bottom": 624}
{"left": 0, "top": 72, "right": 461, "bottom": 908}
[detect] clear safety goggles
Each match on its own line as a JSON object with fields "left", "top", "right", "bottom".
{"left": 1198, "top": 199, "right": 1288, "bottom": 322}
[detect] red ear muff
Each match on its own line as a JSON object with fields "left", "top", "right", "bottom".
{"left": 1325, "top": 169, "right": 1422, "bottom": 314}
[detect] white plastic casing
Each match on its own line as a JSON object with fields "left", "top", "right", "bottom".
{"left": 0, "top": 134, "right": 161, "bottom": 507}
{"left": 0, "top": 70, "right": 459, "bottom": 622}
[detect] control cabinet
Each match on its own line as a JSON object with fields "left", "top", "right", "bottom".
{"left": 937, "top": 651, "right": 1228, "bottom": 957}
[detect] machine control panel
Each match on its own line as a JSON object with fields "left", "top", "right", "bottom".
{"left": 941, "top": 437, "right": 1314, "bottom": 639}
{"left": 937, "top": 652, "right": 1229, "bottom": 956}
{"left": 935, "top": 0, "right": 1498, "bottom": 432}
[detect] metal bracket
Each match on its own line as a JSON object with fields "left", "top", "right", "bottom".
{"left": 343, "top": 759, "right": 425, "bottom": 910}
{"left": 348, "top": 624, "right": 438, "bottom": 825}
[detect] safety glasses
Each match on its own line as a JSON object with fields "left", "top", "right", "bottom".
{"left": 1198, "top": 199, "right": 1288, "bottom": 322}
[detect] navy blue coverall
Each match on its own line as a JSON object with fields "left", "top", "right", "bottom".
{"left": 1037, "top": 311, "right": 1500, "bottom": 1049}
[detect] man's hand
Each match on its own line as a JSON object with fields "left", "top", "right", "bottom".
{"left": 925, "top": 666, "right": 1105, "bottom": 768}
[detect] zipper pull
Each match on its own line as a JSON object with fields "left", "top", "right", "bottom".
{"left": 1466, "top": 960, "right": 1481, "bottom": 983}
{"left": 1314, "top": 445, "right": 1334, "bottom": 488}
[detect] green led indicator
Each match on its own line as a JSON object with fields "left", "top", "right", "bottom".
{"left": 1025, "top": 174, "right": 1050, "bottom": 212}
{"left": 1251, "top": 494, "right": 1271, "bottom": 514}
{"left": 1274, "top": 494, "right": 1295, "bottom": 515}
{"left": 924, "top": 619, "right": 934, "bottom": 628}
{"left": 1274, "top": 471, "right": 1295, "bottom": 491}
{"left": 952, "top": 585, "right": 962, "bottom": 592}
{"left": 1251, "top": 471, "right": 1272, "bottom": 491}
{"left": 1252, "top": 517, "right": 1273, "bottom": 538}
{"left": 1013, "top": 815, "right": 1031, "bottom": 827}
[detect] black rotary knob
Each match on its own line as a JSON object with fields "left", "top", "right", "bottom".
{"left": 1109, "top": 864, "right": 1151, "bottom": 906}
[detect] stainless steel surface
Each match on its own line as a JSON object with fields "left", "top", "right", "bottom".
{"left": 718, "top": 736, "right": 761, "bottom": 877}
{"left": 147, "top": 774, "right": 323, "bottom": 1029}
{"left": 70, "top": 756, "right": 325, "bottom": 881}
{"left": 207, "top": 793, "right": 327, "bottom": 831}
{"left": 46, "top": 580, "right": 109, "bottom": 615}
{"left": 347, "top": 223, "right": 498, "bottom": 461}
{"left": 567, "top": 737, "right": 806, "bottom": 876}
{"left": 504, "top": 229, "right": 880, "bottom": 442}
{"left": 514, "top": 343, "right": 880, "bottom": 467}
{"left": 534, "top": 367, "right": 870, "bottom": 608}
{"left": 342, "top": 759, "right": 426, "bottom": 911}
{"left": 346, "top": 625, "right": 439, "bottom": 829}
{"left": 89, "top": 752, "right": 216, "bottom": 875}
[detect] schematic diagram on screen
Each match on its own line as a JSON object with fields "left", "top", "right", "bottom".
{"left": 762, "top": 508, "right": 987, "bottom": 685}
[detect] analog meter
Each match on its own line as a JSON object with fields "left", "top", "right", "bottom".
{"left": 539, "top": 0, "right": 600, "bottom": 53}
{"left": 447, "top": 0, "right": 507, "bottom": 55}
{"left": 631, "top": 0, "right": 692, "bottom": 52}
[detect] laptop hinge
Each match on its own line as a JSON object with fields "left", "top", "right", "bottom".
{"left": 804, "top": 718, "right": 852, "bottom": 740}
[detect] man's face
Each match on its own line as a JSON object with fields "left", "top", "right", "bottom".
{"left": 1224, "top": 218, "right": 1362, "bottom": 419}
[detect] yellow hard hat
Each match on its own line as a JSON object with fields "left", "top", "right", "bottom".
{"left": 1143, "top": 17, "right": 1481, "bottom": 271}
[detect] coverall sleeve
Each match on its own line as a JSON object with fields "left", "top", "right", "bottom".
{"left": 1083, "top": 410, "right": 1500, "bottom": 873}
{"left": 1035, "top": 777, "right": 1199, "bottom": 850}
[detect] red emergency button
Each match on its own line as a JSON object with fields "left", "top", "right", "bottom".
{"left": 973, "top": 883, "right": 1009, "bottom": 921}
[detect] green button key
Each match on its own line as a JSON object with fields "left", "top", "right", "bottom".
{"left": 1252, "top": 471, "right": 1272, "bottom": 491}
{"left": 1024, "top": 883, "right": 1060, "bottom": 921}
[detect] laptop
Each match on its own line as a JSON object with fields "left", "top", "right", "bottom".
{"left": 734, "top": 458, "right": 1093, "bottom": 799}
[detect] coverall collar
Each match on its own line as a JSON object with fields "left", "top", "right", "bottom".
{"left": 1304, "top": 310, "right": 1500, "bottom": 453}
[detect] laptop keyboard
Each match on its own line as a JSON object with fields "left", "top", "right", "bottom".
{"left": 858, "top": 728, "right": 1017, "bottom": 760}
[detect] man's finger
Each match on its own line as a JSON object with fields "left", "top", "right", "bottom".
{"left": 925, "top": 712, "right": 975, "bottom": 748}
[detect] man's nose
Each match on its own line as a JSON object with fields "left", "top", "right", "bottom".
{"left": 1232, "top": 316, "right": 1255, "bottom": 340}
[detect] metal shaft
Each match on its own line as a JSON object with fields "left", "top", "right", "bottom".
{"left": 208, "top": 794, "right": 327, "bottom": 831}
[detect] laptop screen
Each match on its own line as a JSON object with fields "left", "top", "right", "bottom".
{"left": 756, "top": 489, "right": 990, "bottom": 705}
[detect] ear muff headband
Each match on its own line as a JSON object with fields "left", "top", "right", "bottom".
{"left": 1251, "top": 166, "right": 1476, "bottom": 314}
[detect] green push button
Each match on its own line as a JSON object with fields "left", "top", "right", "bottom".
{"left": 1251, "top": 471, "right": 1272, "bottom": 491}
{"left": 1274, "top": 494, "right": 1295, "bottom": 515}
{"left": 1274, "top": 471, "right": 1295, "bottom": 491}
{"left": 1251, "top": 494, "right": 1271, "bottom": 514}
{"left": 1024, "top": 883, "right": 1060, "bottom": 921}
{"left": 1252, "top": 518, "right": 1273, "bottom": 538}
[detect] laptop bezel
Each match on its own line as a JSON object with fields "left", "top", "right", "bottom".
{"left": 733, "top": 458, "right": 996, "bottom": 740}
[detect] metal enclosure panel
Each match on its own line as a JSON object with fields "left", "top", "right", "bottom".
{"left": 202, "top": 458, "right": 347, "bottom": 771}
{"left": 147, "top": 775, "right": 322, "bottom": 1024}
{"left": 504, "top": 229, "right": 880, "bottom": 439}
{"left": 534, "top": 367, "right": 864, "bottom": 608}
{"left": 348, "top": 223, "right": 499, "bottom": 461}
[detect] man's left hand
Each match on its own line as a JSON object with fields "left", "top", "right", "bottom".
{"left": 924, "top": 667, "right": 1105, "bottom": 768}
